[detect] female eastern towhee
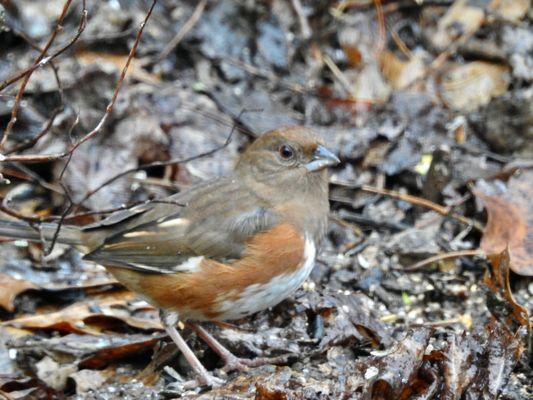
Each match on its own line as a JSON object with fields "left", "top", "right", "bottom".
{"left": 0, "top": 126, "right": 339, "bottom": 387}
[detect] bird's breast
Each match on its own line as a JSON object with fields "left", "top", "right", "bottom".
{"left": 213, "top": 235, "right": 316, "bottom": 320}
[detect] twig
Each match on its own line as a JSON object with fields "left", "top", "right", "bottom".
{"left": 390, "top": 23, "right": 413, "bottom": 60}
{"left": 7, "top": 22, "right": 67, "bottom": 106}
{"left": 43, "top": 0, "right": 159, "bottom": 254}
{"left": 291, "top": 0, "right": 312, "bottom": 39}
{"left": 0, "top": 0, "right": 157, "bottom": 164}
{"left": 373, "top": 0, "right": 386, "bottom": 56}
{"left": 78, "top": 111, "right": 239, "bottom": 204}
{"left": 3, "top": 163, "right": 64, "bottom": 195}
{"left": 0, "top": 203, "right": 44, "bottom": 223}
{"left": 409, "top": 314, "right": 473, "bottom": 329}
{"left": 334, "top": 0, "right": 453, "bottom": 13}
{"left": 329, "top": 213, "right": 364, "bottom": 237}
{"left": 58, "top": 202, "right": 147, "bottom": 221}
{"left": 322, "top": 54, "right": 356, "bottom": 98}
{"left": 44, "top": 198, "right": 74, "bottom": 257}
{"left": 4, "top": 108, "right": 62, "bottom": 154}
{"left": 158, "top": 0, "right": 208, "bottom": 60}
{"left": 403, "top": 249, "right": 484, "bottom": 272}
{"left": 0, "top": 0, "right": 87, "bottom": 93}
{"left": 0, "top": 0, "right": 77, "bottom": 150}
{"left": 359, "top": 185, "right": 483, "bottom": 231}
{"left": 322, "top": 54, "right": 379, "bottom": 105}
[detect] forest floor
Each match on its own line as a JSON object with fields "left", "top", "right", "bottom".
{"left": 0, "top": 1, "right": 531, "bottom": 399}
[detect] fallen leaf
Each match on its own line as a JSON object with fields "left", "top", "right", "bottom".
{"left": 255, "top": 383, "right": 289, "bottom": 400}
{"left": 2, "top": 293, "right": 163, "bottom": 334}
{"left": 70, "top": 369, "right": 109, "bottom": 394}
{"left": 490, "top": 0, "right": 530, "bottom": 22}
{"left": 440, "top": 62, "right": 510, "bottom": 112}
{"left": 75, "top": 50, "right": 161, "bottom": 84}
{"left": 358, "top": 329, "right": 432, "bottom": 399}
{"left": 0, "top": 272, "right": 121, "bottom": 312}
{"left": 379, "top": 50, "right": 426, "bottom": 90}
{"left": 440, "top": 333, "right": 480, "bottom": 399}
{"left": 484, "top": 248, "right": 530, "bottom": 332}
{"left": 475, "top": 170, "right": 533, "bottom": 276}
{"left": 36, "top": 356, "right": 77, "bottom": 391}
{"left": 424, "top": 319, "right": 526, "bottom": 399}
{"left": 9, "top": 332, "right": 164, "bottom": 371}
{"left": 0, "top": 273, "right": 38, "bottom": 312}
{"left": 431, "top": 0, "right": 485, "bottom": 50}
{"left": 466, "top": 320, "right": 527, "bottom": 397}
{"left": 78, "top": 335, "right": 164, "bottom": 369}
{"left": 0, "top": 376, "right": 59, "bottom": 399}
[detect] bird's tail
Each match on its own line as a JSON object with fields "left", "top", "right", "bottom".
{"left": 0, "top": 219, "right": 83, "bottom": 247}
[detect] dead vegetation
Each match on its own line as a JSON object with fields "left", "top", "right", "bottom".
{"left": 0, "top": 0, "right": 531, "bottom": 399}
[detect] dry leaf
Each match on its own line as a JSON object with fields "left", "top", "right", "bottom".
{"left": 78, "top": 335, "right": 163, "bottom": 369}
{"left": 2, "top": 293, "right": 163, "bottom": 334}
{"left": 475, "top": 170, "right": 533, "bottom": 276}
{"left": 432, "top": 0, "right": 485, "bottom": 50}
{"left": 440, "top": 62, "right": 510, "bottom": 112}
{"left": 490, "top": 0, "right": 530, "bottom": 22}
{"left": 0, "top": 273, "right": 38, "bottom": 312}
{"left": 485, "top": 248, "right": 530, "bottom": 331}
{"left": 379, "top": 51, "right": 426, "bottom": 90}
{"left": 362, "top": 329, "right": 432, "bottom": 399}
{"left": 75, "top": 50, "right": 161, "bottom": 84}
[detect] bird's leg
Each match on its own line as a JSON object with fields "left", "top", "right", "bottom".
{"left": 189, "top": 323, "right": 293, "bottom": 373}
{"left": 159, "top": 310, "right": 223, "bottom": 388}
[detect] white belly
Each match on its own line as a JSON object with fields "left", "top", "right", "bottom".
{"left": 214, "top": 237, "right": 316, "bottom": 321}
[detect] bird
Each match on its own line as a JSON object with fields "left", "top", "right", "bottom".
{"left": 0, "top": 126, "right": 339, "bottom": 387}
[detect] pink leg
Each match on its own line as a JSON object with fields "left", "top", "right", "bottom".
{"left": 160, "top": 311, "right": 223, "bottom": 388}
{"left": 189, "top": 323, "right": 293, "bottom": 372}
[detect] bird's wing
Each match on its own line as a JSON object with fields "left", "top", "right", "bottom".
{"left": 83, "top": 176, "right": 280, "bottom": 272}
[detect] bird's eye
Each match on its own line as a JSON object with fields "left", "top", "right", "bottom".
{"left": 279, "top": 144, "right": 295, "bottom": 159}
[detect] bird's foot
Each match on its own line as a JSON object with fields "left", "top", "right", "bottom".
{"left": 189, "top": 323, "right": 295, "bottom": 374}
{"left": 164, "top": 366, "right": 224, "bottom": 392}
{"left": 194, "top": 373, "right": 225, "bottom": 388}
{"left": 222, "top": 353, "right": 294, "bottom": 373}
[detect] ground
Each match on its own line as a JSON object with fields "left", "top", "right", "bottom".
{"left": 0, "top": 1, "right": 531, "bottom": 399}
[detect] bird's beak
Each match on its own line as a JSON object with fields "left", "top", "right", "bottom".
{"left": 305, "top": 145, "right": 340, "bottom": 172}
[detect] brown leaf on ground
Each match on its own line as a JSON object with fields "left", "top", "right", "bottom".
{"left": 431, "top": 0, "right": 485, "bottom": 50}
{"left": 484, "top": 248, "right": 530, "bottom": 332}
{"left": 425, "top": 319, "right": 526, "bottom": 399}
{"left": 475, "top": 170, "right": 533, "bottom": 276}
{"left": 490, "top": 0, "right": 530, "bottom": 22}
{"left": 439, "top": 62, "right": 510, "bottom": 112}
{"left": 2, "top": 292, "right": 162, "bottom": 334}
{"left": 0, "top": 376, "right": 59, "bottom": 400}
{"left": 78, "top": 334, "right": 164, "bottom": 369}
{"left": 74, "top": 50, "right": 161, "bottom": 84}
{"left": 466, "top": 320, "right": 527, "bottom": 398}
{"left": 379, "top": 51, "right": 426, "bottom": 90}
{"left": 439, "top": 333, "right": 480, "bottom": 399}
{"left": 358, "top": 329, "right": 432, "bottom": 400}
{"left": 0, "top": 273, "right": 38, "bottom": 312}
{"left": 254, "top": 383, "right": 289, "bottom": 400}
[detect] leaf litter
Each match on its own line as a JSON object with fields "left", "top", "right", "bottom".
{"left": 0, "top": 0, "right": 531, "bottom": 398}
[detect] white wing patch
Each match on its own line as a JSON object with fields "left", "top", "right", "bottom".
{"left": 215, "top": 236, "right": 316, "bottom": 320}
{"left": 158, "top": 218, "right": 189, "bottom": 228}
{"left": 174, "top": 256, "right": 204, "bottom": 272}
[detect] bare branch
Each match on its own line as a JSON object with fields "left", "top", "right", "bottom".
{"left": 0, "top": 0, "right": 157, "bottom": 164}
{"left": 4, "top": 108, "right": 62, "bottom": 155}
{"left": 0, "top": 1, "right": 88, "bottom": 93}
{"left": 0, "top": 0, "right": 76, "bottom": 149}
{"left": 78, "top": 117, "right": 238, "bottom": 204}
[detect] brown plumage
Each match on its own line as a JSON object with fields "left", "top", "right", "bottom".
{"left": 0, "top": 126, "right": 339, "bottom": 387}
